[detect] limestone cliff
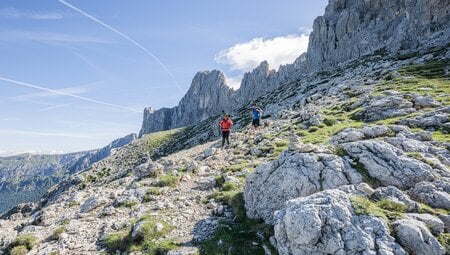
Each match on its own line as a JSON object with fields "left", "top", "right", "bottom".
{"left": 306, "top": 0, "right": 450, "bottom": 71}
{"left": 139, "top": 70, "right": 236, "bottom": 136}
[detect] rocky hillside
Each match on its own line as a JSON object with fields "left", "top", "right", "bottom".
{"left": 0, "top": 0, "right": 449, "bottom": 254}
{"left": 0, "top": 133, "right": 136, "bottom": 215}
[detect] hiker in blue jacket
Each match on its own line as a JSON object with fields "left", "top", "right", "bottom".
{"left": 251, "top": 103, "right": 263, "bottom": 132}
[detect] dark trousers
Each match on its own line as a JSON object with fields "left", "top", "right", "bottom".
{"left": 222, "top": 130, "right": 230, "bottom": 147}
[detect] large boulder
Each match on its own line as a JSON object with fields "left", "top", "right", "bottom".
{"left": 410, "top": 181, "right": 450, "bottom": 209}
{"left": 244, "top": 151, "right": 362, "bottom": 224}
{"left": 342, "top": 140, "right": 435, "bottom": 189}
{"left": 393, "top": 219, "right": 445, "bottom": 255}
{"left": 274, "top": 189, "right": 406, "bottom": 255}
{"left": 352, "top": 95, "right": 415, "bottom": 122}
{"left": 371, "top": 186, "right": 420, "bottom": 212}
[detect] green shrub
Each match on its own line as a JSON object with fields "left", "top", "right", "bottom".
{"left": 10, "top": 245, "right": 28, "bottom": 255}
{"left": 222, "top": 182, "right": 239, "bottom": 192}
{"left": 105, "top": 231, "right": 130, "bottom": 252}
{"left": 323, "top": 117, "right": 337, "bottom": 126}
{"left": 274, "top": 140, "right": 289, "bottom": 147}
{"left": 376, "top": 199, "right": 407, "bottom": 212}
{"left": 11, "top": 234, "right": 37, "bottom": 250}
{"left": 308, "top": 126, "right": 320, "bottom": 133}
{"left": 156, "top": 174, "right": 179, "bottom": 187}
{"left": 51, "top": 227, "right": 65, "bottom": 240}
{"left": 105, "top": 215, "right": 176, "bottom": 254}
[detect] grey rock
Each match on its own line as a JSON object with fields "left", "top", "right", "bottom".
{"left": 203, "top": 147, "right": 217, "bottom": 158}
{"left": 371, "top": 186, "right": 420, "bottom": 212}
{"left": 393, "top": 219, "right": 445, "bottom": 255}
{"left": 244, "top": 152, "right": 362, "bottom": 224}
{"left": 80, "top": 196, "right": 109, "bottom": 213}
{"left": 139, "top": 70, "right": 236, "bottom": 136}
{"left": 274, "top": 189, "right": 406, "bottom": 255}
{"left": 406, "top": 213, "right": 445, "bottom": 236}
{"left": 412, "top": 94, "right": 441, "bottom": 109}
{"left": 306, "top": 0, "right": 450, "bottom": 72}
{"left": 398, "top": 107, "right": 450, "bottom": 129}
{"left": 352, "top": 95, "right": 415, "bottom": 122}
{"left": 410, "top": 181, "right": 450, "bottom": 209}
{"left": 250, "top": 147, "right": 263, "bottom": 157}
{"left": 342, "top": 140, "right": 435, "bottom": 189}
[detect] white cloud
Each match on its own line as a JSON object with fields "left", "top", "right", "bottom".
{"left": 0, "top": 7, "right": 63, "bottom": 20}
{"left": 215, "top": 33, "right": 310, "bottom": 72}
{"left": 224, "top": 75, "right": 242, "bottom": 90}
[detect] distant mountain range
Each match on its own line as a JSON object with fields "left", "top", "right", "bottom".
{"left": 0, "top": 133, "right": 136, "bottom": 214}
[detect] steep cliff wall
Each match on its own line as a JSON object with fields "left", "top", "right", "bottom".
{"left": 306, "top": 0, "right": 450, "bottom": 71}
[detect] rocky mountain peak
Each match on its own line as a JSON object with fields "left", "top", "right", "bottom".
{"left": 306, "top": 0, "right": 450, "bottom": 71}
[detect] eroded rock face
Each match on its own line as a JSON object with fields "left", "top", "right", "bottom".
{"left": 342, "top": 140, "right": 435, "bottom": 189}
{"left": 274, "top": 189, "right": 406, "bottom": 255}
{"left": 244, "top": 151, "right": 361, "bottom": 224}
{"left": 352, "top": 95, "right": 415, "bottom": 122}
{"left": 393, "top": 219, "right": 445, "bottom": 255}
{"left": 139, "top": 70, "right": 236, "bottom": 136}
{"left": 410, "top": 180, "right": 450, "bottom": 209}
{"left": 306, "top": 0, "right": 450, "bottom": 71}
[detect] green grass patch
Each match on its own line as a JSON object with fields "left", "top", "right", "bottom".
{"left": 143, "top": 187, "right": 162, "bottom": 203}
{"left": 418, "top": 203, "right": 450, "bottom": 215}
{"left": 399, "top": 61, "right": 448, "bottom": 79}
{"left": 155, "top": 174, "right": 180, "bottom": 187}
{"left": 199, "top": 218, "right": 276, "bottom": 255}
{"left": 350, "top": 196, "right": 405, "bottom": 222}
{"left": 224, "top": 161, "right": 248, "bottom": 173}
{"left": 222, "top": 182, "right": 239, "bottom": 192}
{"left": 274, "top": 140, "right": 289, "bottom": 147}
{"left": 432, "top": 130, "right": 450, "bottom": 143}
{"left": 437, "top": 233, "right": 450, "bottom": 251}
{"left": 50, "top": 226, "right": 65, "bottom": 240}
{"left": 10, "top": 245, "right": 28, "bottom": 255}
{"left": 104, "top": 215, "right": 176, "bottom": 255}
{"left": 10, "top": 234, "right": 37, "bottom": 250}
{"left": 213, "top": 191, "right": 246, "bottom": 221}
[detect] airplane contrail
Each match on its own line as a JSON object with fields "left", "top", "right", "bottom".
{"left": 58, "top": 0, "right": 183, "bottom": 93}
{"left": 0, "top": 77, "right": 141, "bottom": 113}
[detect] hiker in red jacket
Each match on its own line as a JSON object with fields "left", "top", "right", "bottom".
{"left": 219, "top": 113, "right": 233, "bottom": 148}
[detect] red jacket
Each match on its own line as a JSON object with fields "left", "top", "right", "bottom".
{"left": 219, "top": 118, "right": 233, "bottom": 131}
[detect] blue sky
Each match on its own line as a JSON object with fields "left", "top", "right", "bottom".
{"left": 0, "top": 0, "right": 327, "bottom": 155}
